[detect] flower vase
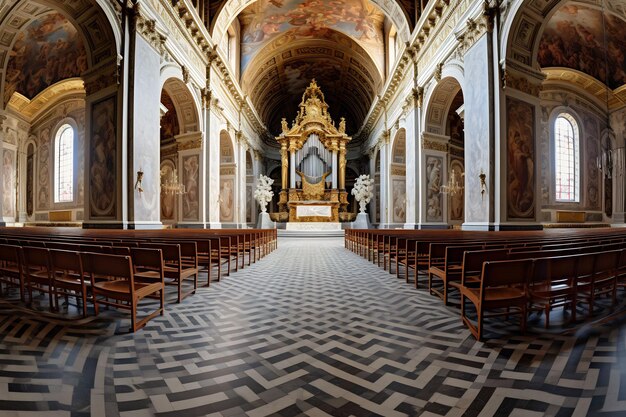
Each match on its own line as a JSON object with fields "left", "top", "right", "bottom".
{"left": 260, "top": 201, "right": 268, "bottom": 213}
{"left": 359, "top": 200, "right": 367, "bottom": 213}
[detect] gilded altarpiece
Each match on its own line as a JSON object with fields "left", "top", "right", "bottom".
{"left": 273, "top": 80, "right": 352, "bottom": 223}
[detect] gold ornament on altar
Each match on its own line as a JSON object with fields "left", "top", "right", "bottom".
{"left": 275, "top": 80, "right": 352, "bottom": 221}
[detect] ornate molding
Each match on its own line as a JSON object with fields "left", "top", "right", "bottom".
{"left": 422, "top": 138, "right": 448, "bottom": 152}
{"left": 83, "top": 61, "right": 119, "bottom": 96}
{"left": 456, "top": 3, "right": 495, "bottom": 54}
{"left": 133, "top": 4, "right": 167, "bottom": 55}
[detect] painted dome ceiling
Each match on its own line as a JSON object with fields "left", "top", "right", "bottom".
{"left": 538, "top": 4, "right": 626, "bottom": 89}
{"left": 4, "top": 12, "right": 87, "bottom": 105}
{"left": 238, "top": 0, "right": 387, "bottom": 139}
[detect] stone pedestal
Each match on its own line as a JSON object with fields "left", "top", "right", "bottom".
{"left": 352, "top": 212, "right": 371, "bottom": 229}
{"left": 257, "top": 211, "right": 275, "bottom": 229}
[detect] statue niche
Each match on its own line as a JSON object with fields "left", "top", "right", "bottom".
{"left": 273, "top": 80, "right": 352, "bottom": 223}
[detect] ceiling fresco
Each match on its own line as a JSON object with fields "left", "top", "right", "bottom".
{"left": 238, "top": 0, "right": 386, "bottom": 74}
{"left": 4, "top": 12, "right": 87, "bottom": 105}
{"left": 538, "top": 4, "right": 626, "bottom": 89}
{"left": 241, "top": 29, "right": 382, "bottom": 137}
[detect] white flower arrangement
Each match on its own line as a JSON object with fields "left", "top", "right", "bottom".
{"left": 351, "top": 174, "right": 374, "bottom": 213}
{"left": 254, "top": 174, "right": 274, "bottom": 212}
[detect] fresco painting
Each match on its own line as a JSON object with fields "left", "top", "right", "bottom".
{"left": 239, "top": 0, "right": 384, "bottom": 72}
{"left": 538, "top": 5, "right": 626, "bottom": 89}
{"left": 182, "top": 155, "right": 200, "bottom": 221}
{"left": 89, "top": 97, "right": 116, "bottom": 218}
{"left": 5, "top": 13, "right": 87, "bottom": 104}
{"left": 506, "top": 98, "right": 535, "bottom": 220}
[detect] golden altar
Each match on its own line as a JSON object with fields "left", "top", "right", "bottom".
{"left": 272, "top": 80, "right": 352, "bottom": 223}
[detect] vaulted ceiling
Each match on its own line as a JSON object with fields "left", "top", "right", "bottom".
{"left": 238, "top": 0, "right": 387, "bottom": 138}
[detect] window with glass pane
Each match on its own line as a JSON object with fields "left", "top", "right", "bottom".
{"left": 54, "top": 124, "right": 73, "bottom": 203}
{"left": 554, "top": 115, "right": 579, "bottom": 202}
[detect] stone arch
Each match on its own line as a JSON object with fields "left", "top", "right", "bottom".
{"left": 424, "top": 77, "right": 463, "bottom": 135}
{"left": 161, "top": 77, "right": 200, "bottom": 135}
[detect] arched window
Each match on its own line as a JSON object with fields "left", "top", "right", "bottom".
{"left": 554, "top": 114, "right": 579, "bottom": 202}
{"left": 54, "top": 124, "right": 74, "bottom": 203}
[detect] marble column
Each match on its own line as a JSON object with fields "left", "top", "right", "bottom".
{"left": 126, "top": 31, "right": 162, "bottom": 229}
{"left": 462, "top": 26, "right": 496, "bottom": 230}
{"left": 379, "top": 140, "right": 389, "bottom": 227}
{"left": 403, "top": 94, "right": 423, "bottom": 229}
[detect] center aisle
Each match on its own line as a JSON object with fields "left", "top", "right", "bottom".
{"left": 109, "top": 237, "right": 468, "bottom": 416}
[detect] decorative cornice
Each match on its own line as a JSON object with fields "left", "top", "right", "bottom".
{"left": 422, "top": 138, "right": 448, "bottom": 152}
{"left": 133, "top": 4, "right": 167, "bottom": 55}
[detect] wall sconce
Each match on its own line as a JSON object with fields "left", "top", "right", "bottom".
{"left": 135, "top": 169, "right": 144, "bottom": 193}
{"left": 479, "top": 169, "right": 487, "bottom": 199}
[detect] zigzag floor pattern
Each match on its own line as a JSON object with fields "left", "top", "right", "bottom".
{"left": 1, "top": 237, "right": 626, "bottom": 416}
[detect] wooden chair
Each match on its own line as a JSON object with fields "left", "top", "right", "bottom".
{"left": 142, "top": 243, "right": 198, "bottom": 303}
{"left": 576, "top": 250, "right": 620, "bottom": 317}
{"left": 81, "top": 252, "right": 164, "bottom": 332}
{"left": 429, "top": 245, "right": 480, "bottom": 305}
{"left": 528, "top": 255, "right": 578, "bottom": 328}
{"left": 50, "top": 249, "right": 89, "bottom": 318}
{"left": 460, "top": 259, "right": 531, "bottom": 341}
{"left": 131, "top": 248, "right": 165, "bottom": 289}
{"left": 0, "top": 244, "right": 25, "bottom": 301}
{"left": 22, "top": 246, "right": 55, "bottom": 311}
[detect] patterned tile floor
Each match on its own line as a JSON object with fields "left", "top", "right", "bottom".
{"left": 1, "top": 237, "right": 626, "bottom": 416}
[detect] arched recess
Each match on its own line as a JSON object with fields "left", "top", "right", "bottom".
{"left": 159, "top": 77, "right": 202, "bottom": 224}
{"left": 219, "top": 130, "right": 236, "bottom": 223}
{"left": 25, "top": 140, "right": 36, "bottom": 220}
{"left": 390, "top": 129, "right": 406, "bottom": 224}
{"left": 245, "top": 150, "right": 254, "bottom": 224}
{"left": 0, "top": 0, "right": 118, "bottom": 109}
{"left": 424, "top": 76, "right": 465, "bottom": 225}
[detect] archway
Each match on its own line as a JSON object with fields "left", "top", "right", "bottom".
{"left": 159, "top": 77, "right": 201, "bottom": 226}
{"left": 390, "top": 129, "right": 406, "bottom": 225}
{"left": 424, "top": 77, "right": 465, "bottom": 226}
{"left": 219, "top": 131, "right": 236, "bottom": 224}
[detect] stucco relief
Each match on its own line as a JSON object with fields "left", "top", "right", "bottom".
{"left": 426, "top": 156, "right": 443, "bottom": 222}
{"left": 37, "top": 128, "right": 50, "bottom": 210}
{"left": 392, "top": 178, "right": 406, "bottom": 223}
{"left": 507, "top": 97, "right": 535, "bottom": 220}
{"left": 449, "top": 159, "right": 464, "bottom": 221}
{"left": 2, "top": 149, "right": 15, "bottom": 217}
{"left": 160, "top": 162, "right": 175, "bottom": 221}
{"left": 220, "top": 178, "right": 235, "bottom": 222}
{"left": 182, "top": 155, "right": 199, "bottom": 221}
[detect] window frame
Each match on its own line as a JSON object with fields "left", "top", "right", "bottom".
{"left": 53, "top": 120, "right": 77, "bottom": 205}
{"left": 552, "top": 111, "right": 580, "bottom": 204}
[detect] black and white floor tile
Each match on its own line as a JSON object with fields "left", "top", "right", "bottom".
{"left": 1, "top": 237, "right": 626, "bottom": 416}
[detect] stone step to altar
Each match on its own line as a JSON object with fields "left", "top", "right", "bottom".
{"left": 278, "top": 229, "right": 345, "bottom": 238}
{"left": 285, "top": 222, "right": 342, "bottom": 231}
